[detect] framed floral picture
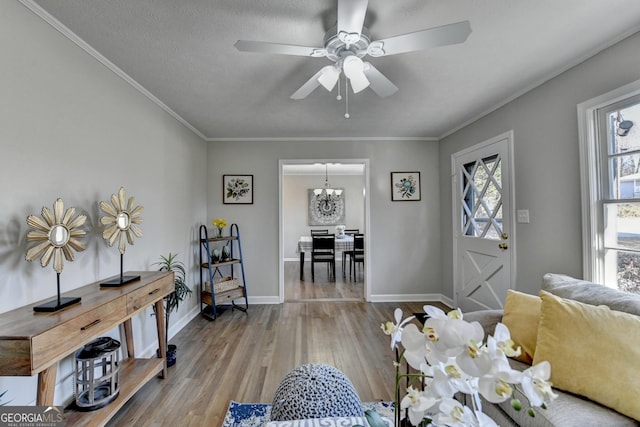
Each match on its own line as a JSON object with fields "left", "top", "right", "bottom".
{"left": 223, "top": 175, "right": 253, "bottom": 204}
{"left": 391, "top": 171, "right": 421, "bottom": 201}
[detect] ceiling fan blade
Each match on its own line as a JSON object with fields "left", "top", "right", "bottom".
{"left": 290, "top": 70, "right": 324, "bottom": 99}
{"left": 363, "top": 63, "right": 398, "bottom": 98}
{"left": 235, "top": 40, "right": 326, "bottom": 57}
{"left": 337, "top": 0, "right": 369, "bottom": 43}
{"left": 369, "top": 20, "right": 471, "bottom": 57}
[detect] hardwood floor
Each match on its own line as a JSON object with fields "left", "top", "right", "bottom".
{"left": 285, "top": 260, "right": 364, "bottom": 301}
{"left": 106, "top": 264, "right": 447, "bottom": 426}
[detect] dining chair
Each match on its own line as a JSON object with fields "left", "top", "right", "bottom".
{"left": 342, "top": 229, "right": 359, "bottom": 277}
{"left": 349, "top": 234, "right": 364, "bottom": 281}
{"left": 311, "top": 234, "right": 336, "bottom": 282}
{"left": 311, "top": 229, "right": 329, "bottom": 235}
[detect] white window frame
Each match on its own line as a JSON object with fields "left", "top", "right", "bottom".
{"left": 578, "top": 78, "right": 640, "bottom": 283}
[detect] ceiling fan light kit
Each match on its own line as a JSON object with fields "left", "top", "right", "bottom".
{"left": 234, "top": 0, "right": 471, "bottom": 116}
{"left": 318, "top": 65, "right": 341, "bottom": 91}
{"left": 342, "top": 56, "right": 370, "bottom": 93}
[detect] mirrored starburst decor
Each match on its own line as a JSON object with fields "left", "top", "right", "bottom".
{"left": 99, "top": 187, "right": 143, "bottom": 287}
{"left": 25, "top": 198, "right": 86, "bottom": 312}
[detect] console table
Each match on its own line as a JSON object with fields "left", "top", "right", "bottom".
{"left": 0, "top": 270, "right": 173, "bottom": 426}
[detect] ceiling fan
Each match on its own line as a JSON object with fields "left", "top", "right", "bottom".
{"left": 234, "top": 0, "right": 471, "bottom": 101}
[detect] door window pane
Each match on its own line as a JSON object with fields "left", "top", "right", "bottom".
{"left": 461, "top": 154, "right": 503, "bottom": 239}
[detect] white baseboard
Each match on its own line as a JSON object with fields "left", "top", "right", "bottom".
{"left": 369, "top": 293, "right": 454, "bottom": 308}
{"left": 245, "top": 295, "right": 281, "bottom": 304}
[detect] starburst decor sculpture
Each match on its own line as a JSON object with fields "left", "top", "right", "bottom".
{"left": 25, "top": 198, "right": 86, "bottom": 312}
{"left": 99, "top": 187, "right": 143, "bottom": 287}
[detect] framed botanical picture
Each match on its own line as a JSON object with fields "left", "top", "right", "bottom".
{"left": 223, "top": 175, "right": 253, "bottom": 204}
{"left": 391, "top": 171, "right": 421, "bottom": 201}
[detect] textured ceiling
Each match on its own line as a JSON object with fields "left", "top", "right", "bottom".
{"left": 25, "top": 0, "right": 640, "bottom": 140}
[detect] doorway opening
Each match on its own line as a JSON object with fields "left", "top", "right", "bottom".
{"left": 279, "top": 159, "right": 370, "bottom": 302}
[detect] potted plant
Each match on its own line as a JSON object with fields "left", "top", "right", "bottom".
{"left": 153, "top": 252, "right": 192, "bottom": 366}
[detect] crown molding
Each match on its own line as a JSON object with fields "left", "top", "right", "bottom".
{"left": 206, "top": 136, "right": 438, "bottom": 142}
{"left": 18, "top": 0, "right": 207, "bottom": 141}
{"left": 17, "top": 0, "right": 440, "bottom": 144}
{"left": 439, "top": 26, "right": 640, "bottom": 140}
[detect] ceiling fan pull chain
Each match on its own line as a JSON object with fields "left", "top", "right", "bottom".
{"left": 337, "top": 75, "right": 342, "bottom": 101}
{"left": 345, "top": 78, "right": 350, "bottom": 119}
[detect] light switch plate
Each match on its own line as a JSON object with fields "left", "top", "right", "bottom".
{"left": 517, "top": 209, "right": 530, "bottom": 223}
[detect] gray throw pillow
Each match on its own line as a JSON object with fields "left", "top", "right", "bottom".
{"left": 542, "top": 273, "right": 640, "bottom": 316}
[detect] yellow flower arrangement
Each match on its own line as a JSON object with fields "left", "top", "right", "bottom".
{"left": 212, "top": 218, "right": 227, "bottom": 228}
{"left": 212, "top": 218, "right": 227, "bottom": 237}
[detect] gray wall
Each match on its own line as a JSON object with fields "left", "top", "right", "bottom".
{"left": 207, "top": 140, "right": 442, "bottom": 300}
{"left": 439, "top": 31, "right": 640, "bottom": 297}
{"left": 1, "top": 1, "right": 207, "bottom": 405}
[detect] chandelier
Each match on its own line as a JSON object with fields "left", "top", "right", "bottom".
{"left": 313, "top": 164, "right": 343, "bottom": 208}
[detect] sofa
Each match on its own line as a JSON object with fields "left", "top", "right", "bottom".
{"left": 463, "top": 273, "right": 640, "bottom": 426}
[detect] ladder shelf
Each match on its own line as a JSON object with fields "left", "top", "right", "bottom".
{"left": 198, "top": 223, "right": 248, "bottom": 320}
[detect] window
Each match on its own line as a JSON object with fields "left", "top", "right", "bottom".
{"left": 461, "top": 154, "right": 503, "bottom": 239}
{"left": 579, "top": 81, "right": 640, "bottom": 294}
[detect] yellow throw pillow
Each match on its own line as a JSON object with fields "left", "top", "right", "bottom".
{"left": 501, "top": 290, "right": 541, "bottom": 364}
{"left": 533, "top": 290, "right": 640, "bottom": 421}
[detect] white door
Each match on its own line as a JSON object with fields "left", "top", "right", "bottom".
{"left": 452, "top": 131, "right": 515, "bottom": 312}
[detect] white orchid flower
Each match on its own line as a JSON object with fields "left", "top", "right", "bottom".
{"left": 421, "top": 324, "right": 453, "bottom": 364}
{"left": 477, "top": 355, "right": 522, "bottom": 403}
{"left": 477, "top": 375, "right": 514, "bottom": 403}
{"left": 401, "top": 323, "right": 430, "bottom": 370}
{"left": 521, "top": 361, "right": 558, "bottom": 407}
{"left": 423, "top": 305, "right": 448, "bottom": 319}
{"left": 422, "top": 317, "right": 462, "bottom": 362}
{"left": 455, "top": 336, "right": 493, "bottom": 378}
{"left": 447, "top": 308, "right": 464, "bottom": 320}
{"left": 381, "top": 308, "right": 415, "bottom": 350}
{"left": 474, "top": 410, "right": 500, "bottom": 427}
{"left": 387, "top": 305, "right": 555, "bottom": 426}
{"left": 433, "top": 397, "right": 499, "bottom": 427}
{"left": 424, "top": 317, "right": 482, "bottom": 365}
{"left": 433, "top": 398, "right": 478, "bottom": 427}
{"left": 400, "top": 385, "right": 437, "bottom": 426}
{"left": 430, "top": 366, "right": 460, "bottom": 398}
{"left": 489, "top": 323, "right": 522, "bottom": 359}
{"left": 432, "top": 359, "right": 476, "bottom": 395}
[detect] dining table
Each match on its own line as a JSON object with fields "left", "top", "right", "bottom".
{"left": 296, "top": 235, "right": 354, "bottom": 280}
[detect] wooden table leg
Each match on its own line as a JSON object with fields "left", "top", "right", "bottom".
{"left": 299, "top": 251, "right": 305, "bottom": 280}
{"left": 154, "top": 299, "right": 168, "bottom": 378}
{"left": 123, "top": 318, "right": 135, "bottom": 359}
{"left": 37, "top": 365, "right": 57, "bottom": 406}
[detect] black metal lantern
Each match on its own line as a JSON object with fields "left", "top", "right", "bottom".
{"left": 74, "top": 337, "right": 121, "bottom": 411}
